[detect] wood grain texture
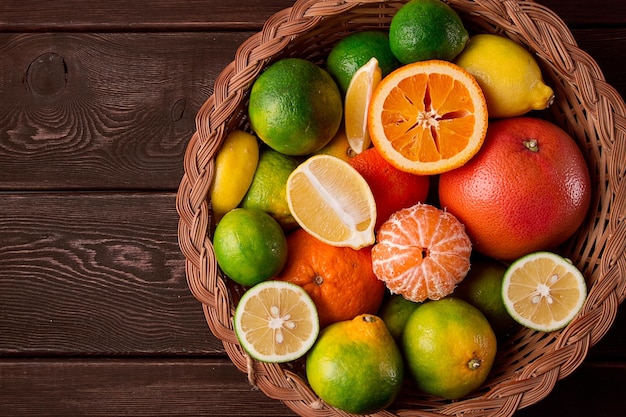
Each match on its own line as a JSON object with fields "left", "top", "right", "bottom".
{"left": 0, "top": 31, "right": 251, "bottom": 190}
{"left": 0, "top": 0, "right": 624, "bottom": 30}
{"left": 0, "top": 192, "right": 221, "bottom": 355}
{"left": 0, "top": 359, "right": 624, "bottom": 416}
{"left": 0, "top": 0, "right": 294, "bottom": 31}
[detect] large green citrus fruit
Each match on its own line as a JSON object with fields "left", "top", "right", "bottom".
{"left": 306, "top": 314, "right": 404, "bottom": 414}
{"left": 213, "top": 208, "right": 288, "bottom": 286}
{"left": 402, "top": 298, "right": 497, "bottom": 400}
{"left": 389, "top": 0, "right": 469, "bottom": 64}
{"left": 248, "top": 58, "right": 343, "bottom": 156}
{"left": 326, "top": 30, "right": 400, "bottom": 93}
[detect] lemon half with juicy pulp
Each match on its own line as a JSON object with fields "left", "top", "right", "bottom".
{"left": 286, "top": 155, "right": 377, "bottom": 249}
{"left": 234, "top": 280, "right": 320, "bottom": 363}
{"left": 502, "top": 251, "right": 587, "bottom": 332}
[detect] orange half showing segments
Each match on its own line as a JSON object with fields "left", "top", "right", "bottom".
{"left": 368, "top": 60, "right": 488, "bottom": 175}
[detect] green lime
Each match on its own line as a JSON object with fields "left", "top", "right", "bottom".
{"left": 213, "top": 208, "right": 288, "bottom": 286}
{"left": 306, "top": 314, "right": 404, "bottom": 414}
{"left": 379, "top": 294, "right": 421, "bottom": 341}
{"left": 326, "top": 30, "right": 401, "bottom": 93}
{"left": 389, "top": 0, "right": 469, "bottom": 64}
{"left": 453, "top": 258, "right": 518, "bottom": 336}
{"left": 241, "top": 148, "right": 299, "bottom": 230}
{"left": 402, "top": 298, "right": 497, "bottom": 400}
{"left": 248, "top": 58, "right": 343, "bottom": 156}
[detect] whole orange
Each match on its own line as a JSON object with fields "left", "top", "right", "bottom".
{"left": 274, "top": 229, "right": 385, "bottom": 328}
{"left": 438, "top": 117, "right": 591, "bottom": 261}
{"left": 349, "top": 147, "right": 430, "bottom": 230}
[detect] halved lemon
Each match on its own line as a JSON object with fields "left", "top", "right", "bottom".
{"left": 502, "top": 251, "right": 587, "bottom": 332}
{"left": 368, "top": 59, "right": 488, "bottom": 175}
{"left": 345, "top": 57, "right": 382, "bottom": 154}
{"left": 286, "top": 154, "right": 376, "bottom": 249}
{"left": 234, "top": 280, "right": 320, "bottom": 363}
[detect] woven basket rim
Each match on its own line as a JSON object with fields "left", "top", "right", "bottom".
{"left": 176, "top": 1, "right": 626, "bottom": 416}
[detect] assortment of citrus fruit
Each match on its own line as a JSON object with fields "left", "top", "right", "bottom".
{"left": 209, "top": 0, "right": 592, "bottom": 412}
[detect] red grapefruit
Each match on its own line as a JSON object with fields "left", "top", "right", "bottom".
{"left": 438, "top": 117, "right": 591, "bottom": 261}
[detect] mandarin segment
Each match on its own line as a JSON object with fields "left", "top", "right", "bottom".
{"left": 368, "top": 60, "right": 488, "bottom": 175}
{"left": 372, "top": 203, "right": 472, "bottom": 302}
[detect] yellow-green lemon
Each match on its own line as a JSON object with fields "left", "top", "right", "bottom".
{"left": 389, "top": 0, "right": 469, "bottom": 64}
{"left": 209, "top": 130, "right": 259, "bottom": 221}
{"left": 213, "top": 208, "right": 287, "bottom": 287}
{"left": 306, "top": 314, "right": 404, "bottom": 414}
{"left": 248, "top": 58, "right": 343, "bottom": 156}
{"left": 455, "top": 34, "right": 555, "bottom": 118}
{"left": 326, "top": 30, "right": 400, "bottom": 94}
{"left": 240, "top": 148, "right": 299, "bottom": 230}
{"left": 402, "top": 298, "right": 497, "bottom": 400}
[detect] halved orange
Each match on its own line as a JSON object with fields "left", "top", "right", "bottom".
{"left": 368, "top": 60, "right": 488, "bottom": 175}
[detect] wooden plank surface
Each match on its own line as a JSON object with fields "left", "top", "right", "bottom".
{"left": 0, "top": 193, "right": 218, "bottom": 355}
{"left": 0, "top": 359, "right": 624, "bottom": 416}
{"left": 1, "top": 0, "right": 625, "bottom": 416}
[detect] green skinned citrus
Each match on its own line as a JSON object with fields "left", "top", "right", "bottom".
{"left": 240, "top": 148, "right": 299, "bottom": 230}
{"left": 213, "top": 208, "right": 288, "bottom": 286}
{"left": 326, "top": 30, "right": 401, "bottom": 93}
{"left": 379, "top": 294, "right": 421, "bottom": 341}
{"left": 402, "top": 298, "right": 497, "bottom": 400}
{"left": 389, "top": 0, "right": 469, "bottom": 64}
{"left": 453, "top": 258, "right": 518, "bottom": 336}
{"left": 248, "top": 58, "right": 343, "bottom": 156}
{"left": 306, "top": 314, "right": 404, "bottom": 414}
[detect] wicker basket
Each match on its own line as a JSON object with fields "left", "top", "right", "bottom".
{"left": 177, "top": 0, "right": 626, "bottom": 415}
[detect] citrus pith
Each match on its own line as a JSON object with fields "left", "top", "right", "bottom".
{"left": 234, "top": 280, "right": 319, "bottom": 363}
{"left": 372, "top": 203, "right": 472, "bottom": 302}
{"left": 286, "top": 155, "right": 377, "bottom": 249}
{"left": 368, "top": 60, "right": 488, "bottom": 175}
{"left": 502, "top": 251, "right": 587, "bottom": 332}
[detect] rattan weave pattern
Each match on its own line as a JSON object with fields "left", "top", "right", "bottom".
{"left": 176, "top": 1, "right": 626, "bottom": 415}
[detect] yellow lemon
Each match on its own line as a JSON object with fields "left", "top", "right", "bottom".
{"left": 455, "top": 34, "right": 554, "bottom": 118}
{"left": 209, "top": 130, "right": 259, "bottom": 221}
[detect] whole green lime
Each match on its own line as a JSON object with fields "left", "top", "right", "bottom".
{"left": 248, "top": 58, "right": 343, "bottom": 156}
{"left": 241, "top": 148, "right": 299, "bottom": 230}
{"left": 213, "top": 208, "right": 288, "bottom": 286}
{"left": 306, "top": 314, "right": 404, "bottom": 414}
{"left": 453, "top": 258, "right": 518, "bottom": 336}
{"left": 389, "top": 0, "right": 469, "bottom": 64}
{"left": 326, "top": 30, "right": 401, "bottom": 93}
{"left": 379, "top": 294, "right": 421, "bottom": 341}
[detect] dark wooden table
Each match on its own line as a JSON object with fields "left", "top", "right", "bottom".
{"left": 1, "top": 1, "right": 624, "bottom": 416}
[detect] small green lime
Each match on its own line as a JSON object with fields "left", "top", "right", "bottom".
{"left": 213, "top": 208, "right": 288, "bottom": 286}
{"left": 241, "top": 148, "right": 299, "bottom": 230}
{"left": 248, "top": 58, "right": 343, "bottom": 156}
{"left": 326, "top": 30, "right": 401, "bottom": 93}
{"left": 453, "top": 259, "right": 518, "bottom": 336}
{"left": 389, "top": 0, "right": 469, "bottom": 64}
{"left": 379, "top": 294, "right": 421, "bottom": 341}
